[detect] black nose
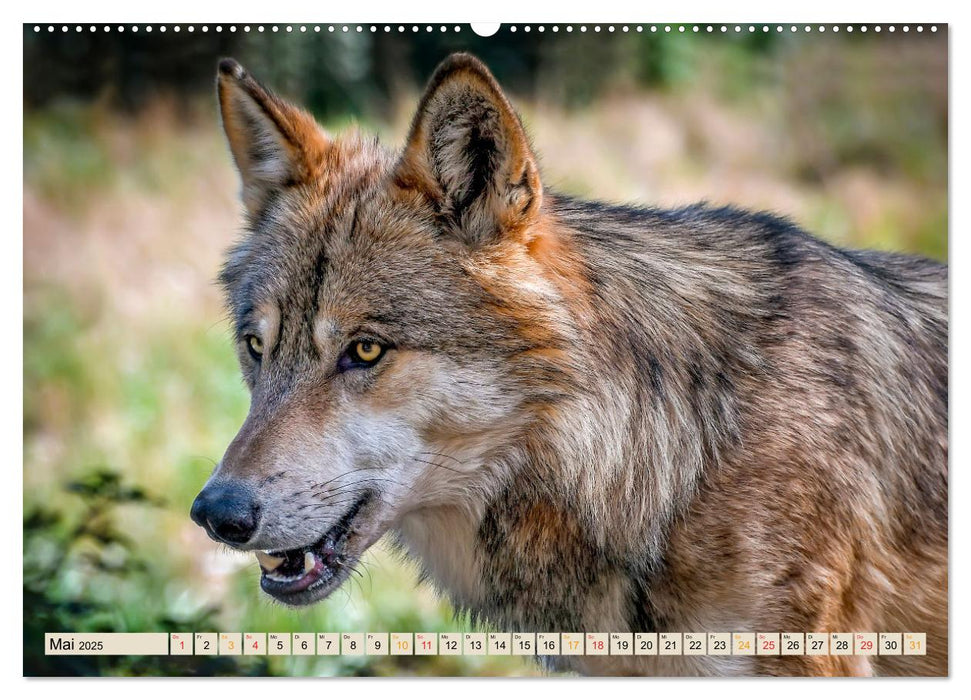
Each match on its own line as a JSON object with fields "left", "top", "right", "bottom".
{"left": 190, "top": 482, "right": 260, "bottom": 545}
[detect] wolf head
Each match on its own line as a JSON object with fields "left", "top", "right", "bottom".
{"left": 191, "top": 54, "right": 582, "bottom": 605}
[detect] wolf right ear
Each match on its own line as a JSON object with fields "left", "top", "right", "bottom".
{"left": 394, "top": 53, "right": 543, "bottom": 248}
{"left": 217, "top": 59, "right": 330, "bottom": 218}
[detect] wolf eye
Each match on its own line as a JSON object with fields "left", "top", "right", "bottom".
{"left": 245, "top": 335, "right": 264, "bottom": 360}
{"left": 340, "top": 340, "right": 387, "bottom": 371}
{"left": 355, "top": 341, "right": 382, "bottom": 362}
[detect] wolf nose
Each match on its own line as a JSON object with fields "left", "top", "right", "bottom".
{"left": 190, "top": 482, "right": 261, "bottom": 545}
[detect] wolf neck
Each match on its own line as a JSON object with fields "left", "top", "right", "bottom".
{"left": 394, "top": 384, "right": 699, "bottom": 631}
{"left": 397, "top": 197, "right": 758, "bottom": 630}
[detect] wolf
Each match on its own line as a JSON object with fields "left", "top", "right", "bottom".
{"left": 190, "top": 53, "right": 948, "bottom": 676}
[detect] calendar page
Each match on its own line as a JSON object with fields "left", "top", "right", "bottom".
{"left": 22, "top": 18, "right": 948, "bottom": 678}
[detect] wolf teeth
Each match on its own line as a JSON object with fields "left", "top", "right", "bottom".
{"left": 265, "top": 570, "right": 305, "bottom": 583}
{"left": 255, "top": 551, "right": 285, "bottom": 571}
{"left": 257, "top": 550, "right": 318, "bottom": 580}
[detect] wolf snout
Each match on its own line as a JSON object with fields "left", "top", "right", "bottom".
{"left": 190, "top": 481, "right": 261, "bottom": 546}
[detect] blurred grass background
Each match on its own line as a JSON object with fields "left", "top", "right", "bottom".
{"left": 23, "top": 25, "right": 947, "bottom": 676}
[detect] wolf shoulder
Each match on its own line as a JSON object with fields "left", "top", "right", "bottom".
{"left": 555, "top": 197, "right": 946, "bottom": 326}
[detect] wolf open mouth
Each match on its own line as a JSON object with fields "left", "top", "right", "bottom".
{"left": 255, "top": 492, "right": 372, "bottom": 605}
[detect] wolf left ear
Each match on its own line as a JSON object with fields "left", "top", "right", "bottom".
{"left": 395, "top": 53, "right": 543, "bottom": 247}
{"left": 217, "top": 58, "right": 330, "bottom": 218}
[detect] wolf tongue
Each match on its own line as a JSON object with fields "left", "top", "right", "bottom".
{"left": 255, "top": 551, "right": 285, "bottom": 571}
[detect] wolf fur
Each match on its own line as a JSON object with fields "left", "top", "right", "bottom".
{"left": 197, "top": 53, "right": 948, "bottom": 676}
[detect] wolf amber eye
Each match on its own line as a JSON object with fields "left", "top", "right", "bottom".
{"left": 354, "top": 341, "right": 383, "bottom": 363}
{"left": 340, "top": 340, "right": 387, "bottom": 371}
{"left": 246, "top": 335, "right": 264, "bottom": 359}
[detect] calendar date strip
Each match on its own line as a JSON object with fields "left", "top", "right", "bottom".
{"left": 45, "top": 631, "right": 927, "bottom": 657}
